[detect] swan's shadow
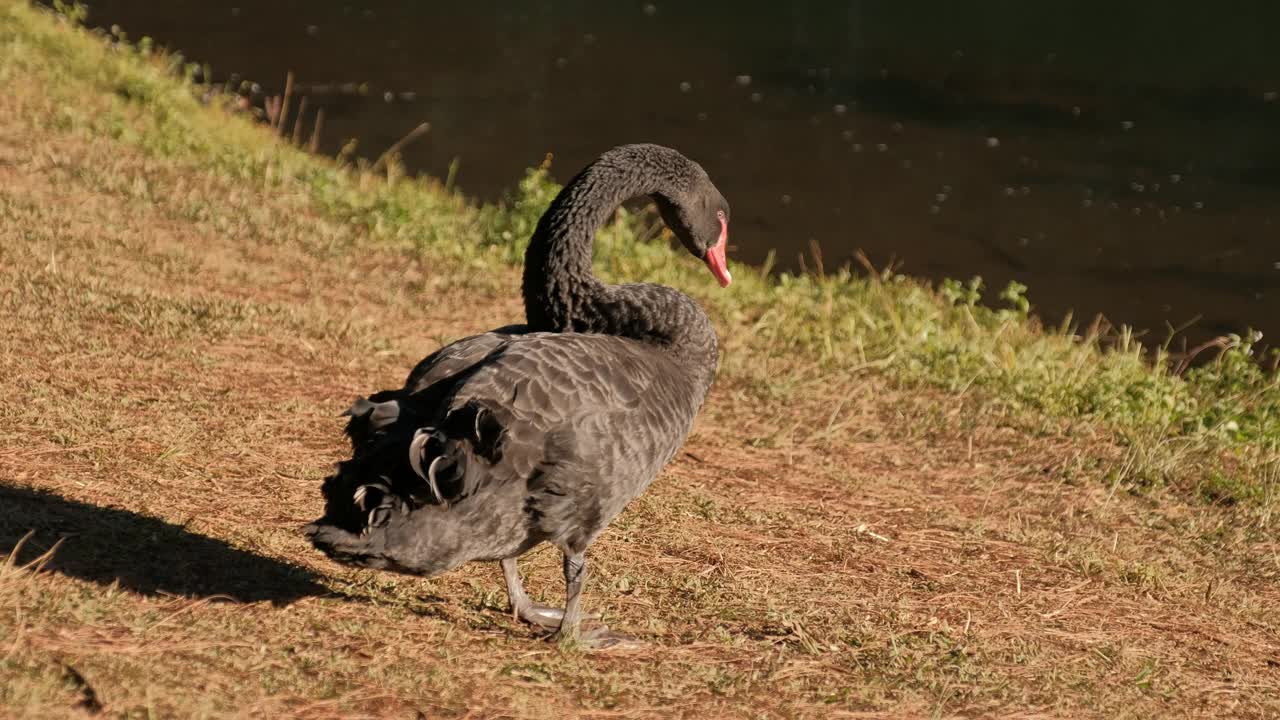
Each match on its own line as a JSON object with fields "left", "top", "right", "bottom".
{"left": 0, "top": 483, "right": 324, "bottom": 604}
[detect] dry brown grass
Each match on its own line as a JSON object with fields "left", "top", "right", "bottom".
{"left": 2, "top": 10, "right": 1279, "bottom": 719}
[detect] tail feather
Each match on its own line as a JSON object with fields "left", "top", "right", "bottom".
{"left": 303, "top": 521, "right": 392, "bottom": 569}
{"left": 314, "top": 397, "right": 507, "bottom": 544}
{"left": 343, "top": 391, "right": 402, "bottom": 451}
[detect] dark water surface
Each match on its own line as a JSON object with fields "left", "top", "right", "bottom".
{"left": 71, "top": 1, "right": 1280, "bottom": 345}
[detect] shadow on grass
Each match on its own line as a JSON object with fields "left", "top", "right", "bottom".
{"left": 0, "top": 483, "right": 324, "bottom": 604}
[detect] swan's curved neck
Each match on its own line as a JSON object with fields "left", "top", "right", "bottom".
{"left": 521, "top": 158, "right": 646, "bottom": 333}
{"left": 521, "top": 148, "right": 718, "bottom": 379}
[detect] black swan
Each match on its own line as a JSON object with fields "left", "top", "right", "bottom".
{"left": 305, "top": 144, "right": 731, "bottom": 648}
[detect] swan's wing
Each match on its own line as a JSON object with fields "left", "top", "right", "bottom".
{"left": 343, "top": 327, "right": 527, "bottom": 451}
{"left": 457, "top": 333, "right": 654, "bottom": 417}
{"left": 404, "top": 326, "right": 528, "bottom": 394}
{"left": 391, "top": 333, "right": 654, "bottom": 491}
{"left": 436, "top": 333, "right": 676, "bottom": 493}
{"left": 325, "top": 333, "right": 681, "bottom": 537}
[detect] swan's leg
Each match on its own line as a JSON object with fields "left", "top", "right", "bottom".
{"left": 552, "top": 552, "right": 643, "bottom": 650}
{"left": 500, "top": 557, "right": 565, "bottom": 630}
{"left": 553, "top": 552, "right": 588, "bottom": 642}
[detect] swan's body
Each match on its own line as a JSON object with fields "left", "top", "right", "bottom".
{"left": 305, "top": 144, "right": 731, "bottom": 647}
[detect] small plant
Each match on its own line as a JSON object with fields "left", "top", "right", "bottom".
{"left": 938, "top": 276, "right": 983, "bottom": 307}
{"left": 998, "top": 280, "right": 1030, "bottom": 317}
{"left": 50, "top": 0, "right": 85, "bottom": 24}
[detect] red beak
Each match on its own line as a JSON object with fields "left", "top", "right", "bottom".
{"left": 705, "top": 217, "right": 731, "bottom": 288}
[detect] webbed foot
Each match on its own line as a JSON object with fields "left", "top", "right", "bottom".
{"left": 513, "top": 603, "right": 598, "bottom": 630}
{"left": 553, "top": 620, "right": 644, "bottom": 651}
{"left": 517, "top": 603, "right": 565, "bottom": 630}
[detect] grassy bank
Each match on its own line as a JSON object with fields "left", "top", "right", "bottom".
{"left": 1, "top": 2, "right": 1278, "bottom": 718}
{"left": 14, "top": 3, "right": 1280, "bottom": 484}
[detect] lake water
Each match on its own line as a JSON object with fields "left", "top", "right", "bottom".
{"left": 65, "top": 1, "right": 1280, "bottom": 348}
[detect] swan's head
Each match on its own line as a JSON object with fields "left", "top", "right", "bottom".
{"left": 655, "top": 181, "right": 732, "bottom": 288}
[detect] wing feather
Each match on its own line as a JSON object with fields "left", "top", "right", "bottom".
{"left": 323, "top": 331, "right": 690, "bottom": 540}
